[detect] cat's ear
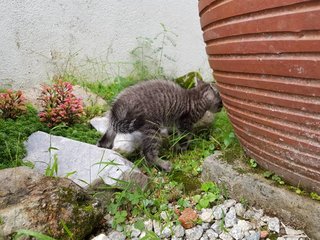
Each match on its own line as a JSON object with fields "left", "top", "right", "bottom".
{"left": 195, "top": 77, "right": 205, "bottom": 86}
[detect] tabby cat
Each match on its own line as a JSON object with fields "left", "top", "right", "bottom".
{"left": 98, "top": 79, "right": 222, "bottom": 171}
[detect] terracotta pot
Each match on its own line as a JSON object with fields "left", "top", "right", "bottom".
{"left": 199, "top": 0, "right": 320, "bottom": 193}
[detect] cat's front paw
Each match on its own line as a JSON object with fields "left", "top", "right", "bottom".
{"left": 156, "top": 159, "right": 172, "bottom": 172}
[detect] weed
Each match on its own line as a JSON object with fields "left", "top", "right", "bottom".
{"left": 0, "top": 89, "right": 27, "bottom": 119}
{"left": 60, "top": 220, "right": 74, "bottom": 240}
{"left": 310, "top": 192, "right": 320, "bottom": 201}
{"left": 249, "top": 159, "right": 258, "bottom": 169}
{"left": 192, "top": 182, "right": 221, "bottom": 210}
{"left": 14, "top": 229, "right": 57, "bottom": 240}
{"left": 130, "top": 23, "right": 177, "bottom": 79}
{"left": 263, "top": 171, "right": 285, "bottom": 185}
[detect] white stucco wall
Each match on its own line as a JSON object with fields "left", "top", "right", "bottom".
{"left": 0, "top": 0, "right": 212, "bottom": 89}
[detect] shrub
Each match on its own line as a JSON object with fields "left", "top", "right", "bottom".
{"left": 38, "top": 80, "right": 84, "bottom": 127}
{"left": 0, "top": 89, "right": 27, "bottom": 119}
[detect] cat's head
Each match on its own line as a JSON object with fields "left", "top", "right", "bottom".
{"left": 196, "top": 78, "right": 223, "bottom": 113}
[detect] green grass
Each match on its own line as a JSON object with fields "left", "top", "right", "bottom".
{"left": 0, "top": 105, "right": 101, "bottom": 169}
{"left": 0, "top": 105, "right": 46, "bottom": 169}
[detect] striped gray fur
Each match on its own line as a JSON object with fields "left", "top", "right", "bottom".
{"left": 98, "top": 79, "right": 222, "bottom": 171}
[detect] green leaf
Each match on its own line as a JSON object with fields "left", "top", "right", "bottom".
{"left": 201, "top": 181, "right": 215, "bottom": 192}
{"left": 310, "top": 192, "right": 320, "bottom": 201}
{"left": 263, "top": 171, "right": 273, "bottom": 178}
{"left": 134, "top": 220, "right": 145, "bottom": 231}
{"left": 14, "top": 229, "right": 57, "bottom": 240}
{"left": 65, "top": 170, "right": 77, "bottom": 178}
{"left": 199, "top": 198, "right": 210, "bottom": 208}
{"left": 192, "top": 195, "right": 201, "bottom": 203}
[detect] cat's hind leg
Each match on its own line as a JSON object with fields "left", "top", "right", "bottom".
{"left": 141, "top": 124, "right": 172, "bottom": 172}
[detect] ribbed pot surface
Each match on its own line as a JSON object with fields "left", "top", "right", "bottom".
{"left": 199, "top": 0, "right": 320, "bottom": 193}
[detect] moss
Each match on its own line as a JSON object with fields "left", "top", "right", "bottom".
{"left": 0, "top": 105, "right": 46, "bottom": 169}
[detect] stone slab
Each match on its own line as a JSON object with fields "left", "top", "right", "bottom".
{"left": 24, "top": 131, "right": 148, "bottom": 189}
{"left": 201, "top": 153, "right": 320, "bottom": 239}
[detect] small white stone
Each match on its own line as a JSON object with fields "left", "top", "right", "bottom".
{"left": 234, "top": 203, "right": 246, "bottom": 217}
{"left": 210, "top": 221, "right": 222, "bottom": 235}
{"left": 219, "top": 232, "right": 233, "bottom": 240}
{"left": 185, "top": 226, "right": 204, "bottom": 240}
{"left": 130, "top": 226, "right": 141, "bottom": 238}
{"left": 199, "top": 208, "right": 214, "bottom": 223}
{"left": 203, "top": 229, "right": 218, "bottom": 239}
{"left": 144, "top": 219, "right": 153, "bottom": 231}
{"left": 91, "top": 233, "right": 109, "bottom": 240}
{"left": 153, "top": 220, "right": 161, "bottom": 236}
{"left": 139, "top": 232, "right": 146, "bottom": 239}
{"left": 108, "top": 231, "right": 126, "bottom": 240}
{"left": 161, "top": 226, "right": 172, "bottom": 238}
{"left": 213, "top": 205, "right": 225, "bottom": 220}
{"left": 225, "top": 207, "right": 237, "bottom": 228}
{"left": 174, "top": 224, "right": 185, "bottom": 238}
{"left": 268, "top": 217, "right": 280, "bottom": 233}
{"left": 223, "top": 199, "right": 236, "bottom": 209}
{"left": 237, "top": 220, "right": 252, "bottom": 232}
{"left": 230, "top": 225, "right": 244, "bottom": 240}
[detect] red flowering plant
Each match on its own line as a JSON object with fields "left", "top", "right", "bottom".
{"left": 0, "top": 89, "right": 27, "bottom": 119}
{"left": 38, "top": 80, "right": 84, "bottom": 127}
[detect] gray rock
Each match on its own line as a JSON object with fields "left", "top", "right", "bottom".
{"left": 0, "top": 167, "right": 103, "bottom": 239}
{"left": 223, "top": 199, "right": 236, "bottom": 209}
{"left": 235, "top": 203, "right": 246, "bottom": 217}
{"left": 244, "top": 208, "right": 263, "bottom": 221}
{"left": 174, "top": 224, "right": 185, "bottom": 238}
{"left": 237, "top": 220, "right": 252, "bottom": 232}
{"left": 219, "top": 232, "right": 233, "bottom": 240}
{"left": 210, "top": 221, "right": 223, "bottom": 235}
{"left": 161, "top": 225, "right": 172, "bottom": 238}
{"left": 91, "top": 234, "right": 110, "bottom": 240}
{"left": 171, "top": 237, "right": 183, "bottom": 240}
{"left": 202, "top": 229, "right": 218, "bottom": 239}
{"left": 213, "top": 205, "right": 225, "bottom": 220}
{"left": 201, "top": 223, "right": 210, "bottom": 230}
{"left": 185, "top": 226, "right": 204, "bottom": 240}
{"left": 225, "top": 207, "right": 237, "bottom": 228}
{"left": 24, "top": 131, "right": 148, "bottom": 189}
{"left": 245, "top": 231, "right": 260, "bottom": 240}
{"left": 153, "top": 220, "right": 161, "bottom": 237}
{"left": 201, "top": 155, "right": 320, "bottom": 239}
{"left": 139, "top": 232, "right": 146, "bottom": 239}
{"left": 108, "top": 230, "right": 126, "bottom": 240}
{"left": 268, "top": 217, "right": 280, "bottom": 233}
{"left": 144, "top": 219, "right": 153, "bottom": 232}
{"left": 230, "top": 225, "right": 244, "bottom": 240}
{"left": 130, "top": 226, "right": 141, "bottom": 238}
{"left": 199, "top": 208, "right": 214, "bottom": 223}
